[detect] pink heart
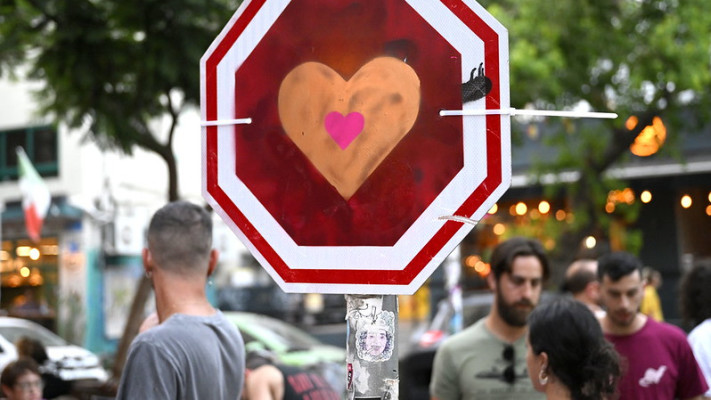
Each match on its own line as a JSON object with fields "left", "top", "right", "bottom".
{"left": 324, "top": 111, "right": 364, "bottom": 150}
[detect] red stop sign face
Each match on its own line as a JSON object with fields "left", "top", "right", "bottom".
{"left": 201, "top": 0, "right": 510, "bottom": 294}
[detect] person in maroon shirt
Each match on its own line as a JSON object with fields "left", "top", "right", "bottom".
{"left": 597, "top": 251, "right": 708, "bottom": 400}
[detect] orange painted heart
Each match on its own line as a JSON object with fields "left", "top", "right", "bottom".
{"left": 278, "top": 57, "right": 420, "bottom": 200}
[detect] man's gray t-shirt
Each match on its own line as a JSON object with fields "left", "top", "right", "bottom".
{"left": 116, "top": 311, "right": 245, "bottom": 400}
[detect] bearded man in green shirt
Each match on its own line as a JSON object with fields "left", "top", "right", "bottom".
{"left": 430, "top": 237, "right": 550, "bottom": 400}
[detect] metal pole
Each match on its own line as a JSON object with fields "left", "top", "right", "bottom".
{"left": 444, "top": 246, "right": 462, "bottom": 333}
{"left": 345, "top": 294, "right": 399, "bottom": 400}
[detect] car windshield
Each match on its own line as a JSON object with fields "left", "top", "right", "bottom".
{"left": 0, "top": 325, "right": 67, "bottom": 347}
{"left": 431, "top": 293, "right": 493, "bottom": 334}
{"left": 237, "top": 314, "right": 322, "bottom": 351}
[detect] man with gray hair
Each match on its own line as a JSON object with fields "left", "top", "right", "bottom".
{"left": 116, "top": 201, "right": 245, "bottom": 399}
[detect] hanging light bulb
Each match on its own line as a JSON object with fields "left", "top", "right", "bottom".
{"left": 29, "top": 248, "right": 41, "bottom": 261}
{"left": 681, "top": 195, "right": 692, "bottom": 209}
{"left": 584, "top": 236, "right": 597, "bottom": 249}
{"left": 515, "top": 202, "right": 527, "bottom": 216}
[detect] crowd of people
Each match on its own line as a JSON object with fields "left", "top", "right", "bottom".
{"left": 2, "top": 201, "right": 709, "bottom": 400}
{"left": 431, "top": 237, "right": 711, "bottom": 400}
{"left": 0, "top": 337, "right": 71, "bottom": 400}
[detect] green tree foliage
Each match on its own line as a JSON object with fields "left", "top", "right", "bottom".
{"left": 0, "top": 0, "right": 236, "bottom": 200}
{"left": 482, "top": 0, "right": 711, "bottom": 262}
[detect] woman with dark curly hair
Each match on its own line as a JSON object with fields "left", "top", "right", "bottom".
{"left": 527, "top": 297, "right": 621, "bottom": 400}
{"left": 680, "top": 259, "right": 711, "bottom": 398}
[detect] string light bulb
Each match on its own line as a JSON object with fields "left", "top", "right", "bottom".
{"left": 29, "top": 248, "right": 40, "bottom": 261}
{"left": 584, "top": 236, "right": 597, "bottom": 249}
{"left": 681, "top": 195, "right": 692, "bottom": 209}
{"left": 515, "top": 202, "right": 527, "bottom": 216}
{"left": 488, "top": 204, "right": 498, "bottom": 214}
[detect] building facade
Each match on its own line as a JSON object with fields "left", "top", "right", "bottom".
{"left": 459, "top": 117, "right": 711, "bottom": 324}
{"left": 0, "top": 74, "right": 248, "bottom": 357}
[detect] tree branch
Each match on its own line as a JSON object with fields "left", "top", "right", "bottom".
{"left": 166, "top": 90, "right": 181, "bottom": 149}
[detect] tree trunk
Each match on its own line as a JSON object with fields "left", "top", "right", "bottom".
{"left": 111, "top": 149, "right": 179, "bottom": 382}
{"left": 111, "top": 276, "right": 152, "bottom": 380}
{"left": 166, "top": 151, "right": 179, "bottom": 203}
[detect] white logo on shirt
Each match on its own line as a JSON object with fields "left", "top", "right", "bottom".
{"left": 639, "top": 366, "right": 667, "bottom": 387}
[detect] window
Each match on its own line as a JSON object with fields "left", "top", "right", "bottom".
{"left": 0, "top": 125, "right": 59, "bottom": 181}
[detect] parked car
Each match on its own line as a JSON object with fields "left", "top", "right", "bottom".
{"left": 399, "top": 290, "right": 558, "bottom": 400}
{"left": 217, "top": 285, "right": 302, "bottom": 323}
{"left": 298, "top": 293, "right": 348, "bottom": 326}
{"left": 218, "top": 285, "right": 347, "bottom": 326}
{"left": 223, "top": 311, "right": 346, "bottom": 393}
{"left": 0, "top": 316, "right": 108, "bottom": 382}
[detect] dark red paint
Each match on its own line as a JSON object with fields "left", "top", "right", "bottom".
{"left": 232, "top": 0, "right": 463, "bottom": 246}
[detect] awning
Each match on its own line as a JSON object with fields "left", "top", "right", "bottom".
{"left": 2, "top": 197, "right": 84, "bottom": 222}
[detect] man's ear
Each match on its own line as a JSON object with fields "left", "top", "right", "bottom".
{"left": 487, "top": 272, "right": 497, "bottom": 291}
{"left": 142, "top": 248, "right": 154, "bottom": 277}
{"left": 207, "top": 249, "right": 219, "bottom": 277}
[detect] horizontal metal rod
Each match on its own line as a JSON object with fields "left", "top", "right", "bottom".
{"left": 200, "top": 118, "right": 252, "bottom": 126}
{"left": 199, "top": 108, "right": 617, "bottom": 127}
{"left": 440, "top": 108, "right": 618, "bottom": 119}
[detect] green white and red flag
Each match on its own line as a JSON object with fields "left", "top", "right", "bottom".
{"left": 16, "top": 147, "right": 51, "bottom": 242}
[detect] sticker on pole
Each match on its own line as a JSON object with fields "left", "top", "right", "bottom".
{"left": 200, "top": 0, "right": 510, "bottom": 294}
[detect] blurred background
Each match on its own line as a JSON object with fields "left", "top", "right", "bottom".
{"left": 1, "top": 0, "right": 710, "bottom": 398}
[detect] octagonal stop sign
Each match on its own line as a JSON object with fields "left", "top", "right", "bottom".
{"left": 200, "top": 0, "right": 510, "bottom": 295}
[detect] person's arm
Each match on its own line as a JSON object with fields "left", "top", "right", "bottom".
{"left": 244, "top": 365, "right": 284, "bottom": 400}
{"left": 115, "top": 341, "right": 178, "bottom": 400}
{"left": 139, "top": 311, "right": 160, "bottom": 333}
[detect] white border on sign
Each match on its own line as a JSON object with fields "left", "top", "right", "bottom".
{"left": 203, "top": 0, "right": 510, "bottom": 294}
